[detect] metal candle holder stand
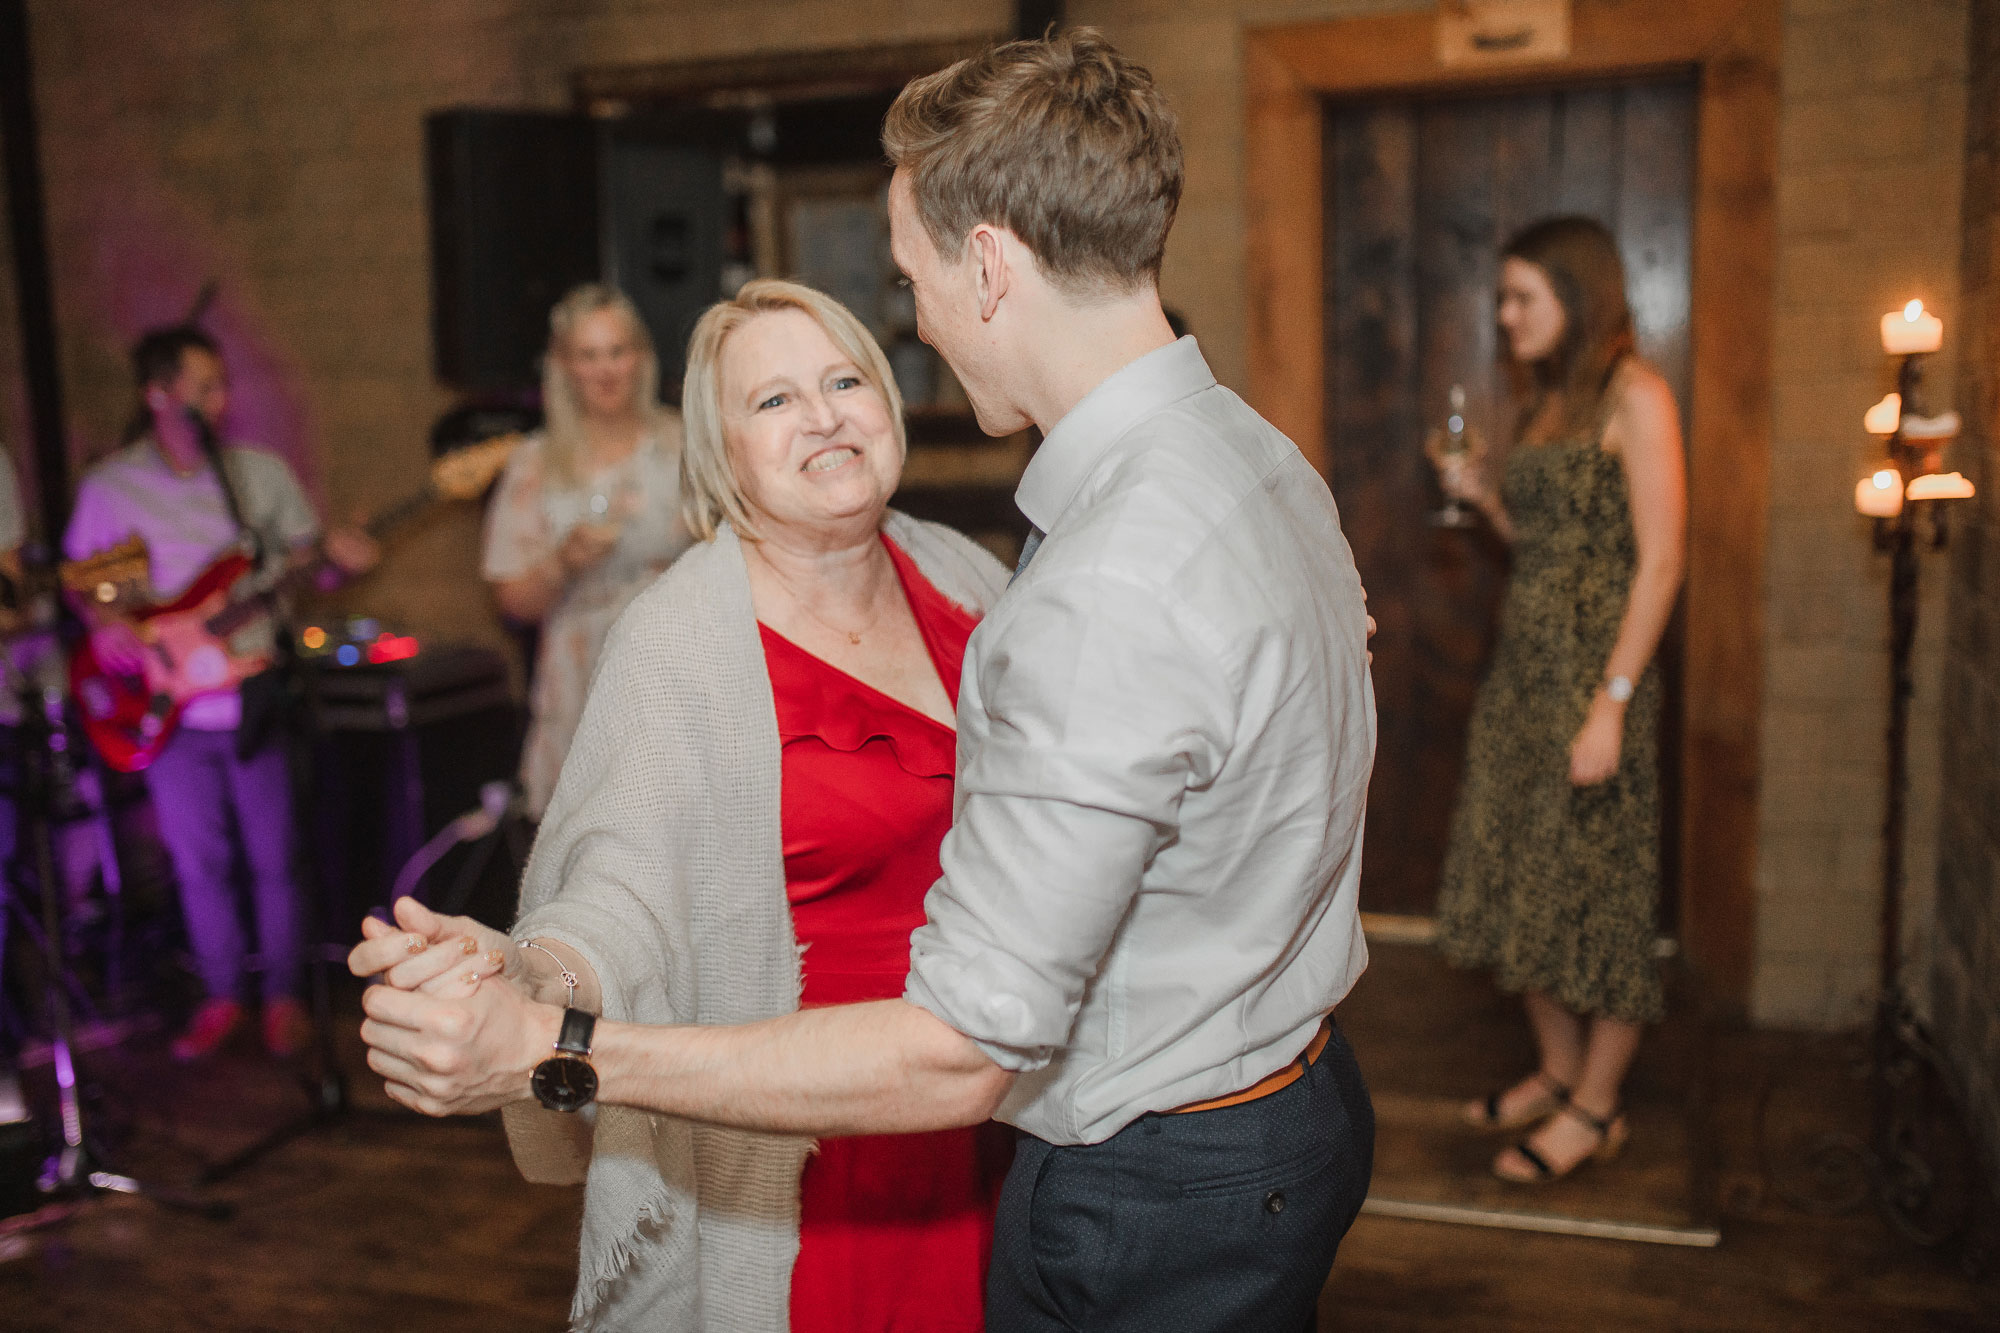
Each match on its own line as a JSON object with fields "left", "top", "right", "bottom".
{"left": 1757, "top": 347, "right": 1986, "bottom": 1257}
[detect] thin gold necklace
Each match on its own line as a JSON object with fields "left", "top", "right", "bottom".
{"left": 757, "top": 548, "right": 888, "bottom": 646}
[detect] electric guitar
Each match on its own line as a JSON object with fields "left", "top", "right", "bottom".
{"left": 68, "top": 435, "right": 519, "bottom": 772}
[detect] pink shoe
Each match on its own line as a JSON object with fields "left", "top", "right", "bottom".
{"left": 262, "top": 997, "right": 314, "bottom": 1058}
{"left": 170, "top": 998, "right": 245, "bottom": 1062}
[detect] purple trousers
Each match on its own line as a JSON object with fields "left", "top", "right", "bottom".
{"left": 143, "top": 727, "right": 302, "bottom": 1000}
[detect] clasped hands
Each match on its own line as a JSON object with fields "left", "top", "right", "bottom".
{"left": 347, "top": 897, "right": 562, "bottom": 1117}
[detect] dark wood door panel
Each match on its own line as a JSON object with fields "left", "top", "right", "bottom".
{"left": 1327, "top": 79, "right": 1695, "bottom": 919}
{"left": 1326, "top": 105, "right": 1422, "bottom": 914}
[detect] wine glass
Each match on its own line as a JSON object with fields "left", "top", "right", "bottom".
{"left": 1426, "top": 385, "right": 1480, "bottom": 529}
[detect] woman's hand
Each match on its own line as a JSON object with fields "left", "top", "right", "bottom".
{"left": 559, "top": 520, "right": 621, "bottom": 576}
{"left": 323, "top": 520, "right": 382, "bottom": 577}
{"left": 360, "top": 968, "right": 559, "bottom": 1116}
{"left": 1425, "top": 423, "right": 1497, "bottom": 512}
{"left": 351, "top": 896, "right": 516, "bottom": 995}
{"left": 1568, "top": 693, "right": 1625, "bottom": 786}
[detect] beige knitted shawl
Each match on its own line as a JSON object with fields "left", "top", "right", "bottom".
{"left": 503, "top": 513, "right": 1010, "bottom": 1331}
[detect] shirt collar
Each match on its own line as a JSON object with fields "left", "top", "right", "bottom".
{"left": 140, "top": 433, "right": 211, "bottom": 481}
{"left": 1014, "top": 335, "right": 1216, "bottom": 535}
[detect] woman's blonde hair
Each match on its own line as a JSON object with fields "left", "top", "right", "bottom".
{"left": 541, "top": 284, "right": 672, "bottom": 489}
{"left": 679, "top": 279, "right": 906, "bottom": 542}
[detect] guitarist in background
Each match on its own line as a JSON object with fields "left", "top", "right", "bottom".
{"left": 63, "top": 325, "right": 378, "bottom": 1061}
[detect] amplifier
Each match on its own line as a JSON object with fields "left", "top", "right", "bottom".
{"left": 308, "top": 645, "right": 525, "bottom": 931}
{"left": 309, "top": 643, "right": 514, "bottom": 733}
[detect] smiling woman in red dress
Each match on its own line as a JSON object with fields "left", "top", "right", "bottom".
{"left": 729, "top": 285, "right": 1013, "bottom": 1330}
{"left": 713, "top": 285, "right": 1012, "bottom": 1331}
{"left": 350, "top": 279, "right": 1012, "bottom": 1330}
{"left": 770, "top": 530, "right": 1009, "bottom": 1332}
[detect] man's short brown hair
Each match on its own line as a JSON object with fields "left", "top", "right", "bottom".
{"left": 883, "top": 28, "right": 1182, "bottom": 292}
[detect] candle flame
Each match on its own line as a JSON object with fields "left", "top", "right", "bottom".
{"left": 1863, "top": 393, "right": 1902, "bottom": 435}
{"left": 1904, "top": 299, "right": 1924, "bottom": 322}
{"left": 1873, "top": 469, "right": 1898, "bottom": 490}
{"left": 1906, "top": 471, "right": 1976, "bottom": 501}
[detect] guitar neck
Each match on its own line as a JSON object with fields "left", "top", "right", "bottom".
{"left": 363, "top": 485, "right": 438, "bottom": 541}
{"left": 203, "top": 481, "right": 440, "bottom": 639}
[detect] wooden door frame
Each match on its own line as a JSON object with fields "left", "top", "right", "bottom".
{"left": 1246, "top": 0, "right": 1780, "bottom": 1018}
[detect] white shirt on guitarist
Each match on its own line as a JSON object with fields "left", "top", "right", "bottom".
{"left": 64, "top": 437, "right": 318, "bottom": 730}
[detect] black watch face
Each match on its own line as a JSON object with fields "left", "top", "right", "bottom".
{"left": 531, "top": 1056, "right": 598, "bottom": 1112}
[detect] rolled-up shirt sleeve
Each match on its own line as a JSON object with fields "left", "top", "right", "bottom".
{"left": 905, "top": 563, "right": 1231, "bottom": 1071}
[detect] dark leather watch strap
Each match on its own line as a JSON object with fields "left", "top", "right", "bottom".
{"left": 555, "top": 1007, "right": 596, "bottom": 1057}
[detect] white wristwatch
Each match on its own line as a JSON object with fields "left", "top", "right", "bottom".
{"left": 1605, "top": 674, "right": 1635, "bottom": 704}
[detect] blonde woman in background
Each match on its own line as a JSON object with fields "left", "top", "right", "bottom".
{"left": 482, "top": 284, "right": 694, "bottom": 818}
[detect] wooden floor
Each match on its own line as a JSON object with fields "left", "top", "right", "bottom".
{"left": 1325, "top": 944, "right": 1996, "bottom": 1330}
{"left": 1340, "top": 941, "right": 1710, "bottom": 1240}
{"left": 0, "top": 975, "right": 1993, "bottom": 1331}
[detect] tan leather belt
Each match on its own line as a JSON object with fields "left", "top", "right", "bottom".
{"left": 1170, "top": 1018, "right": 1334, "bottom": 1115}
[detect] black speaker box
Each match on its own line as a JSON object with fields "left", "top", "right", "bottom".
{"left": 426, "top": 109, "right": 601, "bottom": 392}
{"left": 599, "top": 122, "right": 726, "bottom": 400}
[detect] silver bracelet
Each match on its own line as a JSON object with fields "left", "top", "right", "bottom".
{"left": 518, "top": 939, "right": 578, "bottom": 1009}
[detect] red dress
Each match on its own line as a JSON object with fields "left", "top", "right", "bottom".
{"left": 764, "top": 534, "right": 1009, "bottom": 1333}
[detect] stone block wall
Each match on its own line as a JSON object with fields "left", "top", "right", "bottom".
{"left": 1752, "top": 0, "right": 1969, "bottom": 1027}
{"left": 1933, "top": 0, "right": 2000, "bottom": 1194}
{"left": 0, "top": 0, "right": 1010, "bottom": 663}
{"left": 1071, "top": 0, "right": 1976, "bottom": 1027}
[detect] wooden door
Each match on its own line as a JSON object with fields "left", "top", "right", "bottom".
{"left": 1325, "top": 79, "right": 1695, "bottom": 919}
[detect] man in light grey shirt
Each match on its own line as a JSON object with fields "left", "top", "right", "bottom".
{"left": 907, "top": 329, "right": 1374, "bottom": 1146}
{"left": 355, "top": 29, "right": 1376, "bottom": 1329}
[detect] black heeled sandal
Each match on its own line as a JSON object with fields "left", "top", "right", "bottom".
{"left": 1461, "top": 1071, "right": 1570, "bottom": 1131}
{"left": 1493, "top": 1101, "right": 1629, "bottom": 1183}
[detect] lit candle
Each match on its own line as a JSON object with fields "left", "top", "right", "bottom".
{"left": 1863, "top": 393, "right": 1902, "bottom": 435}
{"left": 1881, "top": 299, "right": 1943, "bottom": 355}
{"left": 1905, "top": 471, "right": 1976, "bottom": 501}
{"left": 1855, "top": 467, "right": 1904, "bottom": 517}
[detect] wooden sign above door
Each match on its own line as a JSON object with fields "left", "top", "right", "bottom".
{"left": 1435, "top": 0, "right": 1572, "bottom": 66}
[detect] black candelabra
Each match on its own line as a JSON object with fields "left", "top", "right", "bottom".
{"left": 1759, "top": 321, "right": 1985, "bottom": 1256}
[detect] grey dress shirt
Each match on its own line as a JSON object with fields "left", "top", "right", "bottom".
{"left": 904, "top": 336, "right": 1376, "bottom": 1145}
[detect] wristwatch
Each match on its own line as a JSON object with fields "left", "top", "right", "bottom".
{"left": 1605, "top": 674, "right": 1635, "bottom": 704}
{"left": 531, "top": 1007, "right": 599, "bottom": 1113}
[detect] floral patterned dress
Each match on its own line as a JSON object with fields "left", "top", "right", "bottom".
{"left": 481, "top": 425, "right": 693, "bottom": 817}
{"left": 1434, "top": 383, "right": 1666, "bottom": 1024}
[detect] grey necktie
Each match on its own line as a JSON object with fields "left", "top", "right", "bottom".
{"left": 1011, "top": 526, "right": 1044, "bottom": 585}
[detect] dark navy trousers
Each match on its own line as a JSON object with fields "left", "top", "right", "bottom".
{"left": 987, "top": 1022, "right": 1374, "bottom": 1332}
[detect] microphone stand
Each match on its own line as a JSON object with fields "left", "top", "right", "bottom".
{"left": 185, "top": 416, "right": 353, "bottom": 1186}
{"left": 183, "top": 415, "right": 528, "bottom": 1185}
{"left": 193, "top": 623, "right": 352, "bottom": 1187}
{"left": 3, "top": 572, "right": 228, "bottom": 1225}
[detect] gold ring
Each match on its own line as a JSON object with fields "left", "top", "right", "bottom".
{"left": 404, "top": 936, "right": 426, "bottom": 956}
{"left": 460, "top": 936, "right": 479, "bottom": 956}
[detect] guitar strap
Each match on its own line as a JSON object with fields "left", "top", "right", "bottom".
{"left": 190, "top": 409, "right": 267, "bottom": 571}
{"left": 189, "top": 410, "right": 287, "bottom": 759}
